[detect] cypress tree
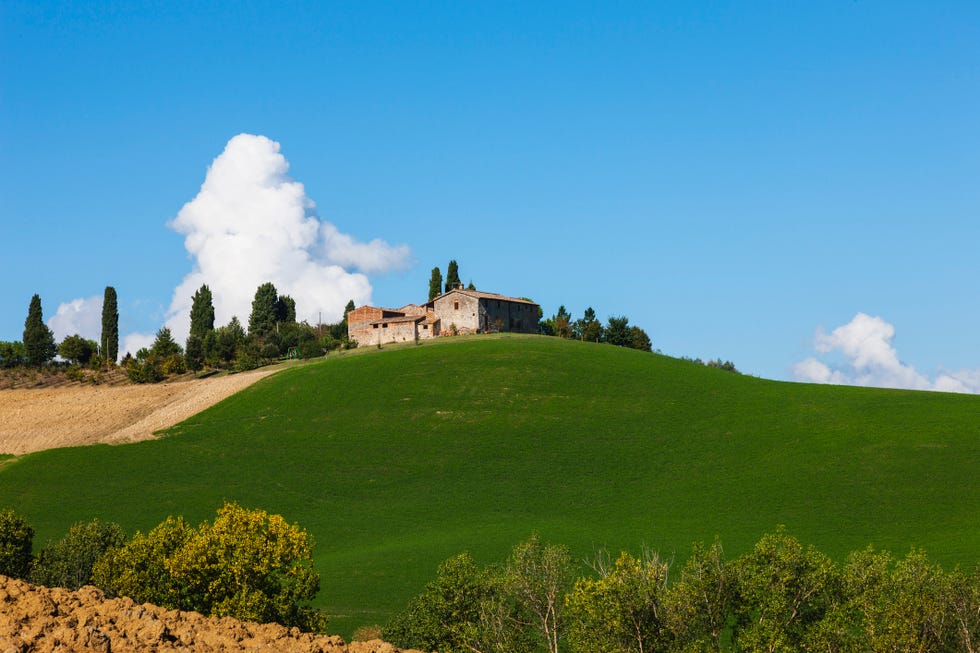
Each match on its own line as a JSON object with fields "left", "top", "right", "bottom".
{"left": 101, "top": 286, "right": 119, "bottom": 363}
{"left": 428, "top": 267, "right": 443, "bottom": 301}
{"left": 444, "top": 260, "right": 461, "bottom": 293}
{"left": 189, "top": 285, "right": 215, "bottom": 342}
{"left": 248, "top": 282, "right": 279, "bottom": 337}
{"left": 23, "top": 294, "right": 56, "bottom": 367}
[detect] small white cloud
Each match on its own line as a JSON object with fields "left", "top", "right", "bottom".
{"left": 47, "top": 295, "right": 103, "bottom": 343}
{"left": 793, "top": 313, "right": 979, "bottom": 394}
{"left": 160, "top": 133, "right": 410, "bottom": 343}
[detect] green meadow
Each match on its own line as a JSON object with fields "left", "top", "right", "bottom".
{"left": 1, "top": 335, "right": 977, "bottom": 635}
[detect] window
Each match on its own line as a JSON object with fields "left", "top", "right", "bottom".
{"left": 372, "top": 324, "right": 378, "bottom": 329}
{"left": 382, "top": 323, "right": 388, "bottom": 329}
{"left": 454, "top": 301, "right": 459, "bottom": 310}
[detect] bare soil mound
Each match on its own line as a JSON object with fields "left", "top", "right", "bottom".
{"left": 0, "top": 575, "right": 423, "bottom": 653}
{"left": 0, "top": 369, "right": 277, "bottom": 456}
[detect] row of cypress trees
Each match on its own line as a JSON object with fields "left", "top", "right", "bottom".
{"left": 10, "top": 287, "right": 117, "bottom": 368}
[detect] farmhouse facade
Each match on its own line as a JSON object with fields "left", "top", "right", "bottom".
{"left": 347, "top": 289, "right": 539, "bottom": 347}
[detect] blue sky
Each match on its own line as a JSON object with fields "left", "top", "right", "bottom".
{"left": 1, "top": 1, "right": 978, "bottom": 390}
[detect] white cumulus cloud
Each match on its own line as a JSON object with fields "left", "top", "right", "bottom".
{"left": 792, "top": 313, "right": 980, "bottom": 394}
{"left": 47, "top": 295, "right": 103, "bottom": 343}
{"left": 122, "top": 133, "right": 410, "bottom": 349}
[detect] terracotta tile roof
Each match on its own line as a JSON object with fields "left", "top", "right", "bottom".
{"left": 431, "top": 289, "right": 538, "bottom": 306}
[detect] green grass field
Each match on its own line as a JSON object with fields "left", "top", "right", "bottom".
{"left": 1, "top": 334, "right": 977, "bottom": 635}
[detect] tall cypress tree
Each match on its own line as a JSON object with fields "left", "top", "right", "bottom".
{"left": 444, "top": 260, "right": 461, "bottom": 293}
{"left": 248, "top": 282, "right": 279, "bottom": 337}
{"left": 23, "top": 294, "right": 56, "bottom": 367}
{"left": 189, "top": 285, "right": 216, "bottom": 341}
{"left": 101, "top": 286, "right": 119, "bottom": 363}
{"left": 428, "top": 267, "right": 443, "bottom": 301}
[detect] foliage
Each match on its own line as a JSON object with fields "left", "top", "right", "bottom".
{"left": 189, "top": 284, "right": 216, "bottom": 342}
{"left": 383, "top": 552, "right": 494, "bottom": 653}
{"left": 665, "top": 539, "right": 733, "bottom": 652}
{"left": 0, "top": 340, "right": 27, "bottom": 368}
{"left": 101, "top": 286, "right": 119, "bottom": 363}
{"left": 628, "top": 326, "right": 652, "bottom": 352}
{"left": 185, "top": 334, "right": 205, "bottom": 371}
{"left": 31, "top": 519, "right": 125, "bottom": 590}
{"left": 445, "top": 260, "right": 461, "bottom": 293}
{"left": 503, "top": 534, "right": 574, "bottom": 653}
{"left": 58, "top": 334, "right": 98, "bottom": 366}
{"left": 204, "top": 316, "right": 247, "bottom": 367}
{"left": 733, "top": 526, "right": 842, "bottom": 653}
{"left": 552, "top": 306, "right": 572, "bottom": 339}
{"left": 23, "top": 294, "right": 56, "bottom": 367}
{"left": 93, "top": 503, "right": 326, "bottom": 631}
{"left": 0, "top": 508, "right": 34, "bottom": 580}
{"left": 573, "top": 307, "right": 603, "bottom": 342}
{"left": 249, "top": 282, "right": 281, "bottom": 338}
{"left": 603, "top": 315, "right": 633, "bottom": 348}
{"left": 277, "top": 294, "right": 297, "bottom": 324}
{"left": 566, "top": 550, "right": 671, "bottom": 653}
{"left": 151, "top": 327, "right": 183, "bottom": 358}
{"left": 428, "top": 267, "right": 443, "bottom": 301}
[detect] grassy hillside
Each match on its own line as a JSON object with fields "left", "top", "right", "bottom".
{"left": 1, "top": 335, "right": 977, "bottom": 635}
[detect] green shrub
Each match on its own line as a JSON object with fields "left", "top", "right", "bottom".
{"left": 0, "top": 508, "right": 34, "bottom": 580}
{"left": 93, "top": 503, "right": 326, "bottom": 631}
{"left": 31, "top": 519, "right": 125, "bottom": 589}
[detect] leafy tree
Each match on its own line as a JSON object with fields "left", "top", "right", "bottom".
{"left": 208, "top": 316, "right": 246, "bottom": 365}
{"left": 566, "top": 550, "right": 671, "bottom": 653}
{"left": 428, "top": 267, "right": 443, "bottom": 301}
{"left": 603, "top": 316, "right": 633, "bottom": 348}
{"left": 93, "top": 503, "right": 326, "bottom": 631}
{"left": 384, "top": 552, "right": 494, "bottom": 653}
{"left": 666, "top": 539, "right": 733, "bottom": 653}
{"left": 101, "top": 286, "right": 118, "bottom": 363}
{"left": 628, "top": 326, "right": 652, "bottom": 352}
{"left": 185, "top": 334, "right": 205, "bottom": 371}
{"left": 249, "top": 282, "right": 280, "bottom": 338}
{"left": 504, "top": 534, "right": 574, "bottom": 653}
{"left": 189, "top": 284, "right": 215, "bottom": 342}
{"left": 58, "top": 334, "right": 98, "bottom": 366}
{"left": 0, "top": 341, "right": 26, "bottom": 368}
{"left": 466, "top": 280, "right": 476, "bottom": 290}
{"left": 553, "top": 306, "right": 572, "bottom": 339}
{"left": 445, "top": 260, "right": 461, "bottom": 293}
{"left": 949, "top": 564, "right": 980, "bottom": 653}
{"left": 0, "top": 508, "right": 34, "bottom": 580}
{"left": 842, "top": 547, "right": 957, "bottom": 653}
{"left": 733, "top": 527, "right": 842, "bottom": 653}
{"left": 706, "top": 359, "right": 739, "bottom": 373}
{"left": 573, "top": 307, "right": 603, "bottom": 343}
{"left": 23, "top": 294, "right": 56, "bottom": 366}
{"left": 31, "top": 519, "right": 126, "bottom": 590}
{"left": 277, "top": 294, "right": 297, "bottom": 323}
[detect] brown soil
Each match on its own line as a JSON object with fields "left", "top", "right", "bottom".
{"left": 0, "top": 575, "right": 424, "bottom": 653}
{"left": 0, "top": 369, "right": 278, "bottom": 456}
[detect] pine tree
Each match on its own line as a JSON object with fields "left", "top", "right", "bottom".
{"left": 428, "top": 267, "right": 443, "bottom": 301}
{"left": 101, "top": 286, "right": 119, "bottom": 363}
{"left": 248, "top": 282, "right": 279, "bottom": 337}
{"left": 276, "top": 295, "right": 296, "bottom": 323}
{"left": 444, "top": 260, "right": 461, "bottom": 293}
{"left": 189, "top": 285, "right": 215, "bottom": 342}
{"left": 23, "top": 294, "right": 56, "bottom": 367}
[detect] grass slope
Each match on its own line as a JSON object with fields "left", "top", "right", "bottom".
{"left": 1, "top": 335, "right": 977, "bottom": 635}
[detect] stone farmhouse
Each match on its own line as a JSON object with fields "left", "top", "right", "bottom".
{"left": 347, "top": 288, "right": 539, "bottom": 347}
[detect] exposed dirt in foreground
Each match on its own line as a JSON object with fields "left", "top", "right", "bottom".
{"left": 0, "top": 575, "right": 423, "bottom": 653}
{"left": 0, "top": 369, "right": 277, "bottom": 456}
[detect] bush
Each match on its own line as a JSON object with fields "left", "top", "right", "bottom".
{"left": 0, "top": 508, "right": 34, "bottom": 580}
{"left": 31, "top": 519, "right": 126, "bottom": 589}
{"left": 93, "top": 502, "right": 327, "bottom": 631}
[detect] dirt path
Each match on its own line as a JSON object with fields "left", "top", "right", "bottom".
{"left": 0, "top": 369, "right": 277, "bottom": 456}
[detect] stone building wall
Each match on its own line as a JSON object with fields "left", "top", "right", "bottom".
{"left": 432, "top": 292, "right": 482, "bottom": 334}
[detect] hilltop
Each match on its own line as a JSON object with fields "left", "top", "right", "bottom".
{"left": 1, "top": 335, "right": 977, "bottom": 636}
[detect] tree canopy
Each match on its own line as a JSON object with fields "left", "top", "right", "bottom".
{"left": 23, "top": 294, "right": 56, "bottom": 367}
{"left": 101, "top": 286, "right": 118, "bottom": 363}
